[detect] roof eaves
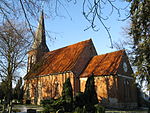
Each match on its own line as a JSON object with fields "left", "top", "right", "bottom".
{"left": 24, "top": 70, "right": 73, "bottom": 80}
{"left": 80, "top": 74, "right": 117, "bottom": 78}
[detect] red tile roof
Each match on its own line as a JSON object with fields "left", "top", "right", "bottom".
{"left": 24, "top": 39, "right": 94, "bottom": 79}
{"left": 80, "top": 50, "right": 125, "bottom": 77}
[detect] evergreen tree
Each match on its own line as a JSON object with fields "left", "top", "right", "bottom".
{"left": 74, "top": 92, "right": 85, "bottom": 108}
{"left": 13, "top": 77, "right": 23, "bottom": 103}
{"left": 62, "top": 77, "right": 73, "bottom": 111}
{"left": 128, "top": 0, "right": 150, "bottom": 87}
{"left": 84, "top": 73, "right": 98, "bottom": 112}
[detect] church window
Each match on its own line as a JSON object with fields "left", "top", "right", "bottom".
{"left": 123, "top": 62, "right": 128, "bottom": 72}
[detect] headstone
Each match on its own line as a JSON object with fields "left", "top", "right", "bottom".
{"left": 27, "top": 109, "right": 36, "bottom": 113}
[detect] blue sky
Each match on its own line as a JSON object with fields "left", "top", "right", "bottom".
{"left": 43, "top": 0, "right": 130, "bottom": 55}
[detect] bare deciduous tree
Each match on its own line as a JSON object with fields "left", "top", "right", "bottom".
{"left": 0, "top": 21, "right": 31, "bottom": 112}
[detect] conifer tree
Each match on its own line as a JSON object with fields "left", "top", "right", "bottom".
{"left": 84, "top": 73, "right": 98, "bottom": 106}
{"left": 126, "top": 0, "right": 150, "bottom": 88}
{"left": 13, "top": 77, "right": 24, "bottom": 103}
{"left": 62, "top": 78, "right": 73, "bottom": 111}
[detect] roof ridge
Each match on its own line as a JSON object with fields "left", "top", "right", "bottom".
{"left": 98, "top": 49, "right": 125, "bottom": 56}
{"left": 47, "top": 39, "right": 92, "bottom": 54}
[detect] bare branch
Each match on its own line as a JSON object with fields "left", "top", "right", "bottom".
{"left": 19, "top": 0, "right": 34, "bottom": 37}
{"left": 82, "top": 0, "right": 130, "bottom": 48}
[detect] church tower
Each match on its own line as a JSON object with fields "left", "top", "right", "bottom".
{"left": 27, "top": 11, "right": 49, "bottom": 72}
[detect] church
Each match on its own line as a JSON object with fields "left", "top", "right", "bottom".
{"left": 23, "top": 12, "right": 137, "bottom": 108}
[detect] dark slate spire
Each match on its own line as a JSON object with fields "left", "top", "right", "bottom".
{"left": 32, "top": 11, "right": 49, "bottom": 52}
{"left": 27, "top": 11, "right": 49, "bottom": 72}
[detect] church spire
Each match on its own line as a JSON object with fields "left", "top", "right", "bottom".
{"left": 32, "top": 11, "right": 49, "bottom": 52}
{"left": 27, "top": 11, "right": 49, "bottom": 72}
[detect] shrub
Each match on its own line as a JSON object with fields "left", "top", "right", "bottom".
{"left": 43, "top": 104, "right": 55, "bottom": 113}
{"left": 42, "top": 98, "right": 64, "bottom": 113}
{"left": 73, "top": 107, "right": 86, "bottom": 113}
{"left": 85, "top": 104, "right": 95, "bottom": 113}
{"left": 94, "top": 104, "right": 105, "bottom": 113}
{"left": 51, "top": 97, "right": 65, "bottom": 111}
{"left": 74, "top": 92, "right": 85, "bottom": 108}
{"left": 42, "top": 97, "right": 65, "bottom": 112}
{"left": 41, "top": 98, "right": 55, "bottom": 107}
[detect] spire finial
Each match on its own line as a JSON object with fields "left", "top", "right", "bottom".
{"left": 41, "top": 9, "right": 44, "bottom": 19}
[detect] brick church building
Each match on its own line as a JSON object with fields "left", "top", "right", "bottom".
{"left": 23, "top": 12, "right": 137, "bottom": 108}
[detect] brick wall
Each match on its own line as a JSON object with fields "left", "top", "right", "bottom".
{"left": 80, "top": 75, "right": 137, "bottom": 108}
{"left": 24, "top": 72, "right": 75, "bottom": 105}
